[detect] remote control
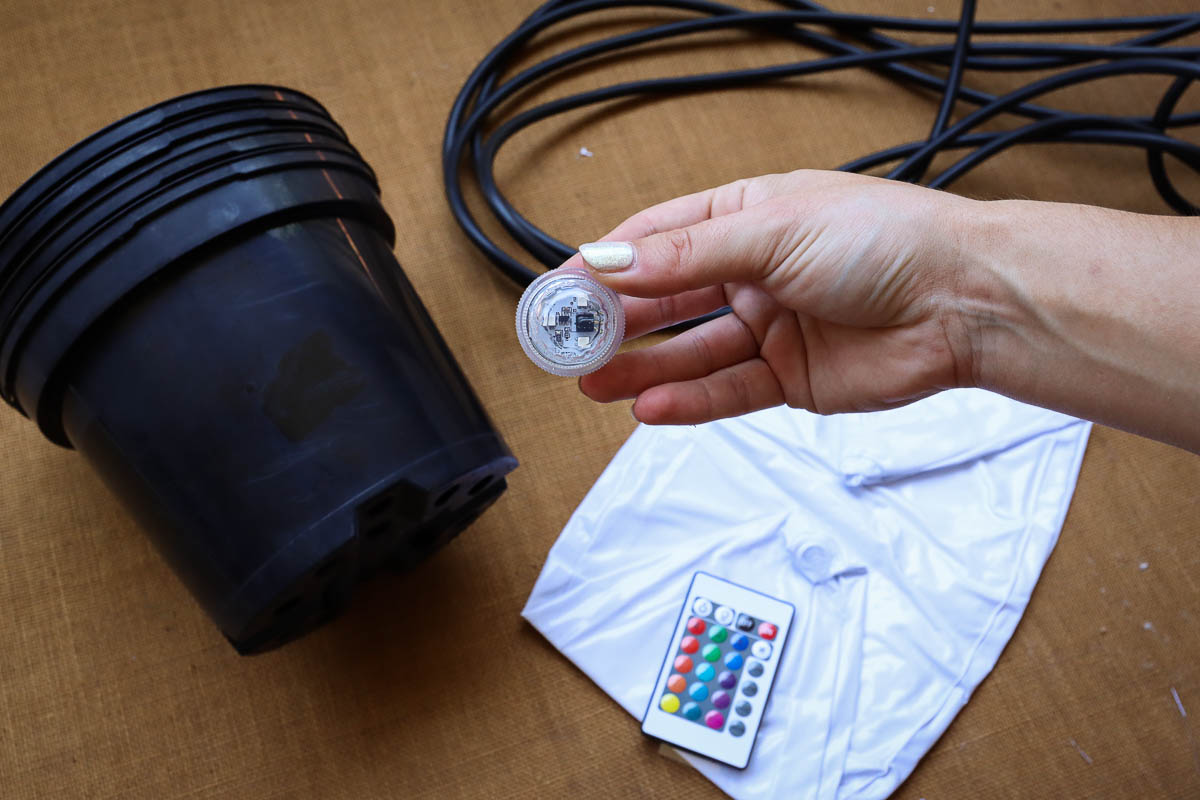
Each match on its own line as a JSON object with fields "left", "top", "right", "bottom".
{"left": 641, "top": 572, "right": 794, "bottom": 769}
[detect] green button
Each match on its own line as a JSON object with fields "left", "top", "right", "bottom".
{"left": 702, "top": 643, "right": 721, "bottom": 662}
{"left": 709, "top": 625, "right": 728, "bottom": 643}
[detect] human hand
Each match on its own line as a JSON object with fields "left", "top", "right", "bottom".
{"left": 567, "top": 170, "right": 978, "bottom": 424}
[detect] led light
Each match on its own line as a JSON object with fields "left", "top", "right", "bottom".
{"left": 515, "top": 268, "right": 625, "bottom": 377}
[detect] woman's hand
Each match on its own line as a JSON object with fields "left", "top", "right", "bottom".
{"left": 569, "top": 170, "right": 978, "bottom": 424}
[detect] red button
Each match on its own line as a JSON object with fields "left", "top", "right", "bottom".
{"left": 686, "top": 617, "right": 707, "bottom": 635}
{"left": 674, "top": 655, "right": 694, "bottom": 673}
{"left": 680, "top": 635, "right": 699, "bottom": 654}
{"left": 757, "top": 622, "right": 777, "bottom": 640}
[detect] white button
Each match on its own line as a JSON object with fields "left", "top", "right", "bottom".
{"left": 714, "top": 606, "right": 734, "bottom": 625}
{"left": 692, "top": 597, "right": 713, "bottom": 616}
{"left": 796, "top": 544, "right": 832, "bottom": 583}
{"left": 751, "top": 640, "right": 772, "bottom": 660}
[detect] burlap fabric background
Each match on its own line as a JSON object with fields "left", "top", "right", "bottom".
{"left": 1, "top": 1, "right": 1197, "bottom": 796}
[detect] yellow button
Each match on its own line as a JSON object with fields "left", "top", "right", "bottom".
{"left": 659, "top": 693, "right": 681, "bottom": 713}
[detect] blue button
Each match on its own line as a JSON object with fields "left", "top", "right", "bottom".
{"left": 682, "top": 701, "right": 702, "bottom": 721}
{"left": 695, "top": 662, "right": 715, "bottom": 682}
{"left": 730, "top": 634, "right": 749, "bottom": 651}
{"left": 724, "top": 652, "right": 744, "bottom": 671}
{"left": 688, "top": 682, "right": 710, "bottom": 702}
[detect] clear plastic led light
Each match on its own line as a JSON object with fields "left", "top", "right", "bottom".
{"left": 515, "top": 268, "right": 625, "bottom": 377}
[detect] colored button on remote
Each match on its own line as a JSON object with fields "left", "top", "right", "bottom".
{"left": 693, "top": 597, "right": 713, "bottom": 616}
{"left": 709, "top": 625, "right": 728, "bottom": 643}
{"left": 667, "top": 674, "right": 687, "bottom": 694}
{"left": 660, "top": 694, "right": 680, "bottom": 713}
{"left": 702, "top": 643, "right": 721, "bottom": 662}
{"left": 724, "top": 652, "right": 744, "bottom": 671}
{"left": 689, "top": 682, "right": 710, "bottom": 702}
{"left": 687, "top": 617, "right": 707, "bottom": 635}
{"left": 705, "top": 711, "right": 725, "bottom": 730}
{"left": 718, "top": 670, "right": 737, "bottom": 689}
{"left": 680, "top": 635, "right": 699, "bottom": 654}
{"left": 674, "top": 655, "right": 694, "bottom": 673}
{"left": 736, "top": 613, "right": 755, "bottom": 632}
{"left": 683, "top": 702, "right": 702, "bottom": 721}
{"left": 729, "top": 721, "right": 746, "bottom": 737}
{"left": 730, "top": 634, "right": 749, "bottom": 651}
{"left": 751, "top": 641, "right": 772, "bottom": 660}
{"left": 695, "top": 662, "right": 715, "bottom": 682}
{"left": 712, "top": 690, "right": 731, "bottom": 710}
{"left": 757, "top": 622, "right": 777, "bottom": 640}
{"left": 747, "top": 661, "right": 764, "bottom": 678}
{"left": 714, "top": 606, "right": 735, "bottom": 625}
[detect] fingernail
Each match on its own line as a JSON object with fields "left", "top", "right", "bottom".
{"left": 579, "top": 241, "right": 635, "bottom": 272}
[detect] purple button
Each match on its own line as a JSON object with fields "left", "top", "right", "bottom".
{"left": 718, "top": 670, "right": 737, "bottom": 689}
{"left": 704, "top": 710, "right": 725, "bottom": 730}
{"left": 712, "top": 690, "right": 731, "bottom": 710}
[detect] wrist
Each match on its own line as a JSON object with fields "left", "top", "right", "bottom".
{"left": 943, "top": 198, "right": 1043, "bottom": 396}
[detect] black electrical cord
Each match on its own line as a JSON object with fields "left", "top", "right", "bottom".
{"left": 444, "top": 0, "right": 1200, "bottom": 292}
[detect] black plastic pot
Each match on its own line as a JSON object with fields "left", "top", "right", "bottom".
{"left": 0, "top": 86, "right": 517, "bottom": 653}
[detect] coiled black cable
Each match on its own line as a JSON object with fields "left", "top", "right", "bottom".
{"left": 444, "top": 0, "right": 1200, "bottom": 290}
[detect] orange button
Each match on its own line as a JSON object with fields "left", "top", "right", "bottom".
{"left": 667, "top": 674, "right": 687, "bottom": 694}
{"left": 674, "top": 655, "right": 693, "bottom": 673}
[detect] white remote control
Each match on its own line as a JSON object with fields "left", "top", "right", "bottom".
{"left": 641, "top": 572, "right": 794, "bottom": 769}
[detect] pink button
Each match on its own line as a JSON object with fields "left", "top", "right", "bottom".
{"left": 758, "top": 622, "right": 777, "bottom": 640}
{"left": 680, "top": 635, "right": 699, "bottom": 654}
{"left": 704, "top": 710, "right": 725, "bottom": 730}
{"left": 687, "top": 617, "right": 707, "bottom": 635}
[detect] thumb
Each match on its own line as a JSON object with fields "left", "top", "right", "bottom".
{"left": 575, "top": 205, "right": 791, "bottom": 299}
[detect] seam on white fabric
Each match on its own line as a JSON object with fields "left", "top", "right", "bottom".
{"left": 844, "top": 421, "right": 1091, "bottom": 798}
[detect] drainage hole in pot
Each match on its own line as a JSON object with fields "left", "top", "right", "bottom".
{"left": 434, "top": 485, "right": 458, "bottom": 507}
{"left": 274, "top": 596, "right": 302, "bottom": 618}
{"left": 364, "top": 521, "right": 391, "bottom": 539}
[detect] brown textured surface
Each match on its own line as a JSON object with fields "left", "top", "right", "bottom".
{"left": 1, "top": 0, "right": 1198, "bottom": 797}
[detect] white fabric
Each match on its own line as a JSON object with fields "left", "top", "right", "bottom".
{"left": 522, "top": 389, "right": 1091, "bottom": 800}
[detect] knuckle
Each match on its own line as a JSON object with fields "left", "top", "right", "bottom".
{"left": 689, "top": 332, "right": 717, "bottom": 373}
{"left": 726, "top": 369, "right": 753, "bottom": 411}
{"left": 663, "top": 227, "right": 696, "bottom": 274}
{"left": 656, "top": 295, "right": 677, "bottom": 327}
{"left": 698, "top": 380, "right": 717, "bottom": 419}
